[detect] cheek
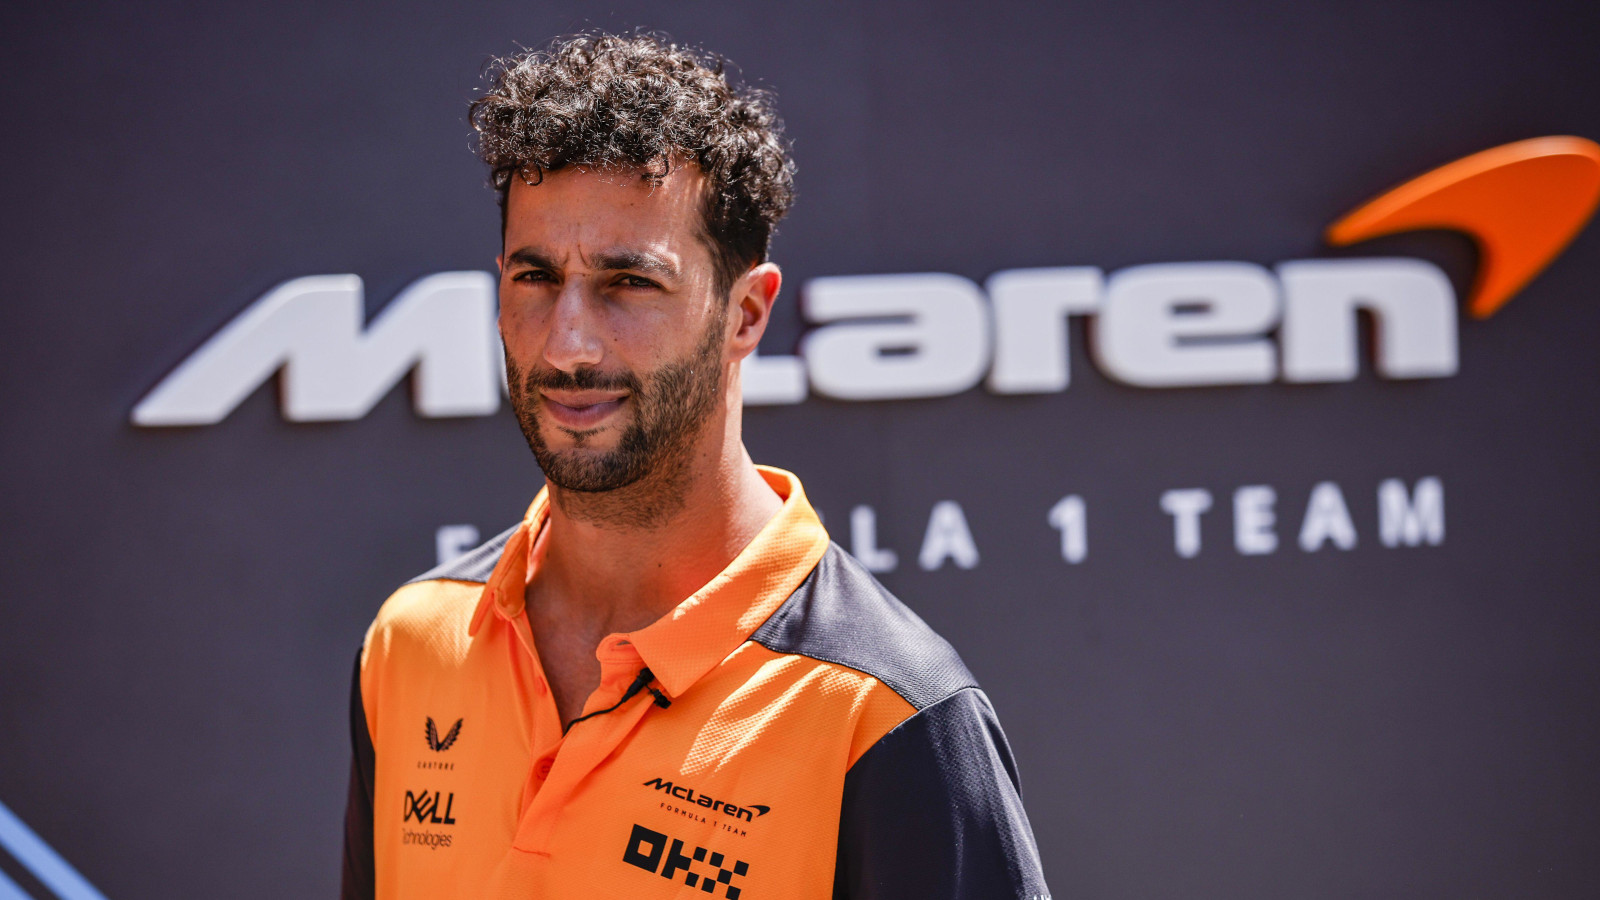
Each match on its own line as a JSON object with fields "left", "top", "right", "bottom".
{"left": 600, "top": 305, "right": 687, "bottom": 366}
{"left": 497, "top": 302, "right": 546, "bottom": 355}
{"left": 604, "top": 313, "right": 654, "bottom": 352}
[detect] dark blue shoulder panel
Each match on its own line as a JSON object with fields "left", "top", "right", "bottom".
{"left": 404, "top": 524, "right": 518, "bottom": 586}
{"left": 832, "top": 688, "right": 1049, "bottom": 900}
{"left": 750, "top": 542, "right": 975, "bottom": 711}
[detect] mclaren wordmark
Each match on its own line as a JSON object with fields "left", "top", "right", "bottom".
{"left": 133, "top": 259, "right": 1458, "bottom": 425}
{"left": 133, "top": 137, "right": 1600, "bottom": 425}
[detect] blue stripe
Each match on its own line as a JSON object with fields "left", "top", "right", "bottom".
{"left": 0, "top": 800, "right": 108, "bottom": 900}
{"left": 0, "top": 867, "right": 36, "bottom": 900}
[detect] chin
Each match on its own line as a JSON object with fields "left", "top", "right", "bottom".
{"left": 545, "top": 423, "right": 617, "bottom": 452}
{"left": 547, "top": 444, "right": 614, "bottom": 468}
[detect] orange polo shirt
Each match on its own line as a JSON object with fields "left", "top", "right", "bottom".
{"left": 341, "top": 467, "right": 1048, "bottom": 899}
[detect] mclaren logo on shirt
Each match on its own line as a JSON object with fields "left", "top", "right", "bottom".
{"left": 624, "top": 824, "right": 749, "bottom": 898}
{"left": 643, "top": 777, "right": 769, "bottom": 822}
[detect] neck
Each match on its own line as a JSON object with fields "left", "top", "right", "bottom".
{"left": 532, "top": 390, "right": 784, "bottom": 636}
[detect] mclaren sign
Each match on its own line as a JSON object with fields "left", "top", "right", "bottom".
{"left": 130, "top": 137, "right": 1599, "bottom": 426}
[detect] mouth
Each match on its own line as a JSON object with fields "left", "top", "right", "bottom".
{"left": 539, "top": 390, "right": 628, "bottom": 430}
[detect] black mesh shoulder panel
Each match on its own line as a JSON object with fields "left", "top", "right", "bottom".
{"left": 750, "top": 542, "right": 975, "bottom": 711}
{"left": 404, "top": 523, "right": 518, "bottom": 586}
{"left": 832, "top": 688, "right": 1049, "bottom": 899}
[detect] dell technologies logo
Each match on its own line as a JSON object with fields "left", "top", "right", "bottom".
{"left": 402, "top": 789, "right": 458, "bottom": 851}
{"left": 131, "top": 137, "right": 1600, "bottom": 426}
{"left": 403, "top": 789, "right": 457, "bottom": 826}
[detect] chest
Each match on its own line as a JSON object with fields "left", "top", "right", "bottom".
{"left": 368, "top": 640, "right": 865, "bottom": 900}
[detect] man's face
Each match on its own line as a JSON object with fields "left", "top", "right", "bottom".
{"left": 497, "top": 163, "right": 730, "bottom": 494}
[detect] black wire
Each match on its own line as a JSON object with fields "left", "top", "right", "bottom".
{"left": 563, "top": 667, "right": 670, "bottom": 733}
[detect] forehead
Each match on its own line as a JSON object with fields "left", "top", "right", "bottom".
{"left": 503, "top": 164, "right": 709, "bottom": 261}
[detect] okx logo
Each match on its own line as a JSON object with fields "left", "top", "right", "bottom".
{"left": 403, "top": 790, "right": 457, "bottom": 826}
{"left": 623, "top": 824, "right": 749, "bottom": 898}
{"left": 425, "top": 717, "right": 461, "bottom": 752}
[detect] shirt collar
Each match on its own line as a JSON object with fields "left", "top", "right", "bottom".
{"left": 469, "top": 466, "right": 831, "bottom": 698}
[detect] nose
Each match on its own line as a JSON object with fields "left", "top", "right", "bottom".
{"left": 541, "top": 280, "right": 605, "bottom": 373}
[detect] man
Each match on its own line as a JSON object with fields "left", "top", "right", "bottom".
{"left": 342, "top": 33, "right": 1049, "bottom": 900}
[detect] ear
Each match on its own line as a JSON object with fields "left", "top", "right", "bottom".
{"left": 726, "top": 262, "right": 783, "bottom": 362}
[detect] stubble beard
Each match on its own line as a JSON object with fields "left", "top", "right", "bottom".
{"left": 506, "top": 306, "right": 727, "bottom": 528}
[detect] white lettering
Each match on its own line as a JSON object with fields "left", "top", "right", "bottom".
{"left": 1378, "top": 477, "right": 1444, "bottom": 547}
{"left": 802, "top": 274, "right": 990, "bottom": 400}
{"left": 1092, "top": 262, "right": 1280, "bottom": 387}
{"left": 1233, "top": 485, "right": 1278, "bottom": 555}
{"left": 1298, "top": 482, "right": 1357, "bottom": 551}
{"left": 849, "top": 505, "right": 899, "bottom": 573}
{"left": 986, "top": 267, "right": 1103, "bottom": 393}
{"left": 741, "top": 348, "right": 808, "bottom": 405}
{"left": 1279, "top": 258, "right": 1458, "bottom": 381}
{"left": 918, "top": 501, "right": 980, "bottom": 571}
{"left": 1160, "top": 489, "right": 1213, "bottom": 558}
{"left": 148, "top": 254, "right": 1467, "bottom": 425}
{"left": 435, "top": 525, "right": 480, "bottom": 566}
{"left": 1047, "top": 495, "right": 1088, "bottom": 564}
{"left": 133, "top": 272, "right": 500, "bottom": 425}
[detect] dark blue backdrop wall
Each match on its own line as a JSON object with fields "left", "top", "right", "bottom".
{"left": 3, "top": 1, "right": 1599, "bottom": 897}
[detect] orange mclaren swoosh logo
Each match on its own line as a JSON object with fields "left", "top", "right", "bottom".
{"left": 1326, "top": 135, "right": 1600, "bottom": 318}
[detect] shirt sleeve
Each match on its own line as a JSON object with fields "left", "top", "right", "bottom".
{"left": 832, "top": 687, "right": 1050, "bottom": 900}
{"left": 341, "top": 647, "right": 376, "bottom": 900}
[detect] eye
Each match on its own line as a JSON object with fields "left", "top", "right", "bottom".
{"left": 512, "top": 269, "right": 556, "bottom": 284}
{"left": 618, "top": 274, "right": 660, "bottom": 289}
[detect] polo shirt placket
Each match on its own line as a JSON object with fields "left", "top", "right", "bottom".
{"left": 465, "top": 469, "right": 831, "bottom": 864}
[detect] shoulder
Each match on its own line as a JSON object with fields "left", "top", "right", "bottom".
{"left": 750, "top": 542, "right": 976, "bottom": 712}
{"left": 364, "top": 523, "right": 518, "bottom": 659}
{"left": 757, "top": 548, "right": 1049, "bottom": 895}
{"left": 403, "top": 523, "right": 517, "bottom": 587}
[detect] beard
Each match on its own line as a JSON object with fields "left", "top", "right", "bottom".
{"left": 506, "top": 306, "right": 726, "bottom": 499}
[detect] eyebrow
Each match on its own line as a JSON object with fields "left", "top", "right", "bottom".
{"left": 503, "top": 247, "right": 681, "bottom": 280}
{"left": 589, "top": 249, "right": 679, "bottom": 278}
{"left": 504, "top": 248, "right": 558, "bottom": 270}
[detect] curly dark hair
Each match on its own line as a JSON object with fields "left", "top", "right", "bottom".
{"left": 469, "top": 33, "right": 795, "bottom": 295}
